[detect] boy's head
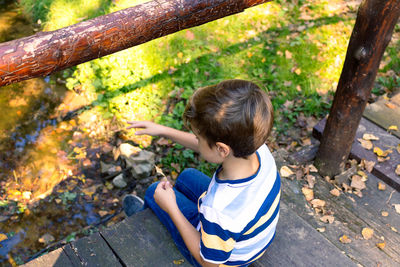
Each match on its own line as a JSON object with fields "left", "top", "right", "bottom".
{"left": 183, "top": 79, "right": 273, "bottom": 158}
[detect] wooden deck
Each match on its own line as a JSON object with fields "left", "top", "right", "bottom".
{"left": 24, "top": 97, "right": 400, "bottom": 266}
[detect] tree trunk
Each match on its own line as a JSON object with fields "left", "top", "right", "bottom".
{"left": 315, "top": 0, "right": 400, "bottom": 177}
{"left": 0, "top": 0, "right": 271, "bottom": 87}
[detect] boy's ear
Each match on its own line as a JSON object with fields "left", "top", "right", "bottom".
{"left": 215, "top": 142, "right": 231, "bottom": 158}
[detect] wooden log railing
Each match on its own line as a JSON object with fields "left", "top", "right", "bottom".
{"left": 0, "top": 0, "right": 271, "bottom": 87}
{"left": 315, "top": 0, "right": 400, "bottom": 176}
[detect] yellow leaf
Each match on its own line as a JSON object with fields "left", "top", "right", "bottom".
{"left": 0, "top": 233, "right": 8, "bottom": 242}
{"left": 173, "top": 259, "right": 185, "bottom": 265}
{"left": 177, "top": 52, "right": 183, "bottom": 59}
{"left": 385, "top": 103, "right": 396, "bottom": 109}
{"left": 376, "top": 241, "right": 386, "bottom": 250}
{"left": 381, "top": 211, "right": 389, "bottom": 217}
{"left": 330, "top": 188, "right": 341, "bottom": 197}
{"left": 388, "top": 125, "right": 398, "bottom": 131}
{"left": 311, "top": 199, "right": 326, "bottom": 208}
{"left": 294, "top": 68, "right": 302, "bottom": 75}
{"left": 285, "top": 50, "right": 292, "bottom": 59}
{"left": 395, "top": 165, "right": 400, "bottom": 176}
{"left": 261, "top": 58, "right": 266, "bottom": 63}
{"left": 361, "top": 227, "right": 374, "bottom": 240}
{"left": 378, "top": 182, "right": 386, "bottom": 191}
{"left": 339, "top": 235, "right": 351, "bottom": 244}
{"left": 373, "top": 147, "right": 392, "bottom": 157}
{"left": 247, "top": 51, "right": 253, "bottom": 58}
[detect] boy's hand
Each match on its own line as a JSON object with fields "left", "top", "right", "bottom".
{"left": 126, "top": 121, "right": 165, "bottom": 136}
{"left": 154, "top": 180, "right": 178, "bottom": 214}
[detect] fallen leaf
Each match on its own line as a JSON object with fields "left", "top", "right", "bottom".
{"left": 294, "top": 68, "right": 302, "bottom": 75}
{"left": 361, "top": 227, "right": 374, "bottom": 240}
{"left": 388, "top": 125, "right": 398, "bottom": 131}
{"left": 357, "top": 171, "right": 368, "bottom": 181}
{"left": 302, "top": 187, "right": 314, "bottom": 201}
{"left": 185, "top": 30, "right": 195, "bottom": 40}
{"left": 285, "top": 50, "right": 292, "bottom": 59}
{"left": 308, "top": 164, "right": 318, "bottom": 173}
{"left": 177, "top": 52, "right": 183, "bottom": 59}
{"left": 381, "top": 211, "right": 389, "bottom": 217}
{"left": 173, "top": 259, "right": 185, "bottom": 265}
{"left": 0, "top": 233, "right": 7, "bottom": 242}
{"left": 339, "top": 235, "right": 352, "bottom": 244}
{"left": 395, "top": 165, "right": 400, "bottom": 176}
{"left": 376, "top": 241, "right": 386, "bottom": 250}
{"left": 391, "top": 226, "right": 398, "bottom": 232}
{"left": 378, "top": 182, "right": 386, "bottom": 191}
{"left": 397, "top": 144, "right": 400, "bottom": 154}
{"left": 39, "top": 233, "right": 55, "bottom": 244}
{"left": 280, "top": 166, "right": 294, "bottom": 178}
{"left": 351, "top": 175, "right": 366, "bottom": 190}
{"left": 98, "top": 210, "right": 108, "bottom": 217}
{"left": 306, "top": 175, "right": 315, "bottom": 189}
{"left": 362, "top": 160, "right": 376, "bottom": 173}
{"left": 330, "top": 188, "right": 341, "bottom": 197}
{"left": 373, "top": 147, "right": 392, "bottom": 157}
{"left": 363, "top": 133, "right": 379, "bottom": 141}
{"left": 156, "top": 138, "right": 170, "bottom": 146}
{"left": 320, "top": 215, "right": 334, "bottom": 224}
{"left": 311, "top": 199, "right": 326, "bottom": 208}
{"left": 385, "top": 103, "right": 396, "bottom": 109}
{"left": 171, "top": 171, "right": 178, "bottom": 180}
{"left": 358, "top": 138, "right": 373, "bottom": 150}
{"left": 394, "top": 204, "right": 400, "bottom": 214}
{"left": 316, "top": 227, "right": 325, "bottom": 232}
{"left": 22, "top": 191, "right": 32, "bottom": 200}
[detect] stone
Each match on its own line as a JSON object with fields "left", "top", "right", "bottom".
{"left": 124, "top": 150, "right": 155, "bottom": 179}
{"left": 112, "top": 174, "right": 127, "bottom": 188}
{"left": 38, "top": 233, "right": 55, "bottom": 245}
{"left": 100, "top": 161, "right": 120, "bottom": 175}
{"left": 119, "top": 143, "right": 141, "bottom": 158}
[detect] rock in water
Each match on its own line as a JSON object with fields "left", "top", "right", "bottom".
{"left": 122, "top": 147, "right": 155, "bottom": 179}
{"left": 112, "top": 174, "right": 127, "bottom": 188}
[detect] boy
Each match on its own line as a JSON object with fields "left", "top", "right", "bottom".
{"left": 125, "top": 79, "right": 280, "bottom": 267}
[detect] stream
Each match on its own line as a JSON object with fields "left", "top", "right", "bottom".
{"left": 0, "top": 2, "right": 128, "bottom": 265}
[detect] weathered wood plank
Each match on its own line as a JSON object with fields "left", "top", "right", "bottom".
{"left": 64, "top": 232, "right": 122, "bottom": 266}
{"left": 23, "top": 247, "right": 79, "bottom": 267}
{"left": 364, "top": 92, "right": 400, "bottom": 139}
{"left": 253, "top": 202, "right": 356, "bottom": 267}
{"left": 279, "top": 176, "right": 400, "bottom": 266}
{"left": 100, "top": 209, "right": 191, "bottom": 266}
{"left": 313, "top": 117, "right": 400, "bottom": 191}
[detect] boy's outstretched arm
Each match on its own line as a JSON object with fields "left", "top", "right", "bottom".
{"left": 154, "top": 181, "right": 219, "bottom": 267}
{"left": 127, "top": 121, "right": 199, "bottom": 153}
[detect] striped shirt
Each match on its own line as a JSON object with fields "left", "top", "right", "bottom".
{"left": 197, "top": 144, "right": 280, "bottom": 266}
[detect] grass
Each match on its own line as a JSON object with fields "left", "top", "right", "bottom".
{"left": 17, "top": 0, "right": 400, "bottom": 176}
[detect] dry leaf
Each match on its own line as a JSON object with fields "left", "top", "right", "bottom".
{"left": 378, "top": 182, "right": 386, "bottom": 191}
{"left": 173, "top": 259, "right": 185, "bottom": 265}
{"left": 306, "top": 175, "right": 315, "bottom": 189}
{"left": 395, "top": 165, "right": 400, "bottom": 176}
{"left": 357, "top": 171, "right": 368, "bottom": 181}
{"left": 377, "top": 156, "right": 390, "bottom": 162}
{"left": 316, "top": 227, "right": 325, "bottom": 232}
{"left": 362, "top": 160, "right": 376, "bottom": 173}
{"left": 388, "top": 125, "right": 398, "bottom": 131}
{"left": 339, "top": 235, "right": 352, "bottom": 244}
{"left": 358, "top": 138, "right": 373, "bottom": 150}
{"left": 320, "top": 215, "right": 334, "bottom": 224}
{"left": 294, "top": 68, "right": 302, "bottom": 75}
{"left": 376, "top": 241, "right": 386, "bottom": 250}
{"left": 394, "top": 204, "right": 400, "bottom": 214}
{"left": 351, "top": 175, "right": 366, "bottom": 190}
{"left": 302, "top": 187, "right": 314, "bottom": 201}
{"left": 361, "top": 227, "right": 374, "bottom": 240}
{"left": 391, "top": 226, "right": 398, "bottom": 232}
{"left": 363, "top": 133, "right": 379, "bottom": 141}
{"left": 98, "top": 210, "right": 108, "bottom": 217}
{"left": 385, "top": 103, "right": 396, "bottom": 109}
{"left": 397, "top": 144, "right": 400, "bottom": 154}
{"left": 285, "top": 50, "right": 292, "bottom": 59}
{"left": 177, "top": 52, "right": 183, "bottom": 59}
{"left": 280, "top": 166, "right": 294, "bottom": 178}
{"left": 381, "top": 211, "right": 389, "bottom": 217}
{"left": 373, "top": 147, "right": 392, "bottom": 157}
{"left": 0, "top": 233, "right": 7, "bottom": 242}
{"left": 309, "top": 164, "right": 318, "bottom": 173}
{"left": 330, "top": 188, "right": 341, "bottom": 197}
{"left": 311, "top": 199, "right": 326, "bottom": 208}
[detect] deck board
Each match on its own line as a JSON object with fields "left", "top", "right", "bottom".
{"left": 23, "top": 247, "right": 79, "bottom": 267}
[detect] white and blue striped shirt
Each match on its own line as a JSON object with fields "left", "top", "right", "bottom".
{"left": 197, "top": 144, "right": 280, "bottom": 266}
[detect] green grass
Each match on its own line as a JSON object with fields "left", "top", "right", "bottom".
{"left": 19, "top": 0, "right": 400, "bottom": 176}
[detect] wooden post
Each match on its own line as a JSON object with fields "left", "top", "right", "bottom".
{"left": 0, "top": 0, "right": 271, "bottom": 87}
{"left": 315, "top": 0, "right": 400, "bottom": 177}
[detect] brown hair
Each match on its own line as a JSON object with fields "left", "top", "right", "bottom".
{"left": 183, "top": 79, "right": 273, "bottom": 158}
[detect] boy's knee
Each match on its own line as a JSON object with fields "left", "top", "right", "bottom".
{"left": 144, "top": 182, "right": 159, "bottom": 202}
{"left": 177, "top": 168, "right": 198, "bottom": 182}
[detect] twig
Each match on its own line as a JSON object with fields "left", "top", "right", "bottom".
{"left": 386, "top": 189, "right": 395, "bottom": 205}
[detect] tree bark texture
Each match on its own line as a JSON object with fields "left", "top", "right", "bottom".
{"left": 315, "top": 0, "right": 400, "bottom": 177}
{"left": 0, "top": 0, "right": 271, "bottom": 87}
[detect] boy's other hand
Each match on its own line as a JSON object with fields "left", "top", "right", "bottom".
{"left": 126, "top": 121, "right": 165, "bottom": 136}
{"left": 154, "top": 181, "right": 178, "bottom": 214}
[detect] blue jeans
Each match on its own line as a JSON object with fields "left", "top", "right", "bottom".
{"left": 144, "top": 168, "right": 211, "bottom": 267}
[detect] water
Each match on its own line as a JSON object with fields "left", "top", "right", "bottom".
{"left": 0, "top": 2, "right": 124, "bottom": 265}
